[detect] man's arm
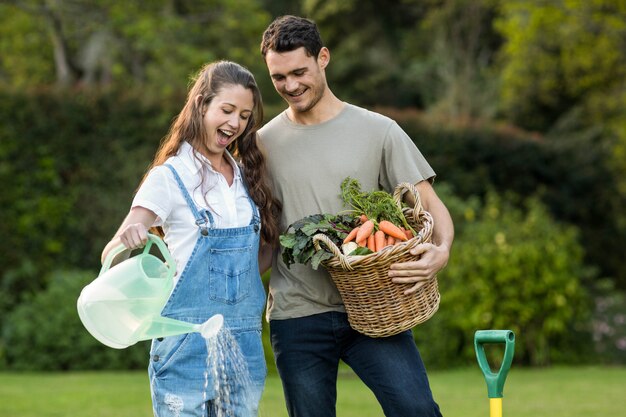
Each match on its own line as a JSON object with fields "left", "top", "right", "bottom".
{"left": 388, "top": 180, "right": 454, "bottom": 294}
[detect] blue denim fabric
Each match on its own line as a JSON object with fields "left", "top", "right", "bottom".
{"left": 270, "top": 311, "right": 443, "bottom": 417}
{"left": 149, "top": 165, "right": 266, "bottom": 417}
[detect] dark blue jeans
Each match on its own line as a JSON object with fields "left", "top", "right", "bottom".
{"left": 270, "top": 312, "right": 443, "bottom": 417}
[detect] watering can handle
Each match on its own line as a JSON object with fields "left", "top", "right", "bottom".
{"left": 99, "top": 233, "right": 175, "bottom": 276}
{"left": 474, "top": 330, "right": 515, "bottom": 399}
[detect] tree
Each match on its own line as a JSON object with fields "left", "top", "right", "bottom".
{"left": 495, "top": 0, "right": 626, "bottom": 133}
{"left": 302, "top": 0, "right": 504, "bottom": 120}
{"left": 0, "top": 0, "right": 271, "bottom": 95}
{"left": 303, "top": 0, "right": 429, "bottom": 106}
{"left": 495, "top": 0, "right": 626, "bottom": 287}
{"left": 0, "top": 3, "right": 55, "bottom": 88}
{"left": 402, "top": 0, "right": 502, "bottom": 120}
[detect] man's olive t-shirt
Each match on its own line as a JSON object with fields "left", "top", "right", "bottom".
{"left": 259, "top": 103, "right": 435, "bottom": 321}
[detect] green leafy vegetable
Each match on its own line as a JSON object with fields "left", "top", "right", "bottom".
{"left": 279, "top": 213, "right": 357, "bottom": 269}
{"left": 280, "top": 177, "right": 416, "bottom": 270}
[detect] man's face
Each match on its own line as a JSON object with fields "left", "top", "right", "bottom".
{"left": 265, "top": 47, "right": 327, "bottom": 114}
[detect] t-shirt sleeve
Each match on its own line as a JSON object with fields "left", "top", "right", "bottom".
{"left": 379, "top": 121, "right": 436, "bottom": 192}
{"left": 131, "top": 166, "right": 172, "bottom": 227}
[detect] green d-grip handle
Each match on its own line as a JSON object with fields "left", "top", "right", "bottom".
{"left": 474, "top": 330, "right": 515, "bottom": 398}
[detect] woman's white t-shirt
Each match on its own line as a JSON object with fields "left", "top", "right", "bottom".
{"left": 132, "top": 141, "right": 253, "bottom": 283}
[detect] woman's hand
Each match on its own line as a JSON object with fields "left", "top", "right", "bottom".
{"left": 101, "top": 207, "right": 158, "bottom": 264}
{"left": 118, "top": 223, "right": 150, "bottom": 250}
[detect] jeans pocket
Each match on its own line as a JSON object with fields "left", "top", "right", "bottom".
{"left": 149, "top": 333, "right": 191, "bottom": 377}
{"left": 209, "top": 246, "right": 252, "bottom": 304}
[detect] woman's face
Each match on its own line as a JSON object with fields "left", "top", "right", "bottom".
{"left": 201, "top": 84, "right": 254, "bottom": 160}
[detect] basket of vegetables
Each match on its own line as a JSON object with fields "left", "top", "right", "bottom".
{"left": 279, "top": 178, "right": 440, "bottom": 338}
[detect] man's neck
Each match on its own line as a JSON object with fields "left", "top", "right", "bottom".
{"left": 287, "top": 92, "right": 344, "bottom": 125}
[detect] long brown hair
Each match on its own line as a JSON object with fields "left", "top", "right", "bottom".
{"left": 143, "top": 60, "right": 281, "bottom": 245}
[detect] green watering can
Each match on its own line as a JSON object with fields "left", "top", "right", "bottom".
{"left": 77, "top": 234, "right": 223, "bottom": 349}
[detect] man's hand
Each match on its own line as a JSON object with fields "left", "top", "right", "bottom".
{"left": 388, "top": 242, "right": 450, "bottom": 295}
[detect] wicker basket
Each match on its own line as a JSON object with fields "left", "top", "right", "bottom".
{"left": 312, "top": 182, "right": 440, "bottom": 337}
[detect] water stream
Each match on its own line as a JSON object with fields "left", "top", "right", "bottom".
{"left": 204, "top": 326, "right": 254, "bottom": 416}
{"left": 149, "top": 325, "right": 258, "bottom": 416}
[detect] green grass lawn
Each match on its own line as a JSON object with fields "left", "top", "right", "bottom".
{"left": 1, "top": 366, "right": 625, "bottom": 417}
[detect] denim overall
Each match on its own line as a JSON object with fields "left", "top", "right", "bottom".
{"left": 148, "top": 164, "right": 266, "bottom": 417}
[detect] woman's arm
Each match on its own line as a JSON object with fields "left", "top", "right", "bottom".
{"left": 101, "top": 206, "right": 158, "bottom": 265}
{"left": 258, "top": 242, "right": 274, "bottom": 276}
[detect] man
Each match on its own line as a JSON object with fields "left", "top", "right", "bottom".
{"left": 258, "top": 15, "right": 454, "bottom": 417}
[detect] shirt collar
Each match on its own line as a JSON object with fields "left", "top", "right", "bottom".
{"left": 178, "top": 141, "right": 242, "bottom": 179}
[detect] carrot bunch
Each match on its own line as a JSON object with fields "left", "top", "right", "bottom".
{"left": 343, "top": 215, "right": 414, "bottom": 253}
{"left": 339, "top": 177, "right": 417, "bottom": 254}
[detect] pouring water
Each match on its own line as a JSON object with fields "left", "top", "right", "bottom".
{"left": 196, "top": 314, "right": 224, "bottom": 339}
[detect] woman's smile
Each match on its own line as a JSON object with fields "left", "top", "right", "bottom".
{"left": 216, "top": 128, "right": 235, "bottom": 146}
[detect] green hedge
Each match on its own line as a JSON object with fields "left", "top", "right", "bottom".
{"left": 384, "top": 109, "right": 626, "bottom": 291}
{"left": 1, "top": 269, "right": 149, "bottom": 370}
{"left": 0, "top": 89, "right": 175, "bottom": 317}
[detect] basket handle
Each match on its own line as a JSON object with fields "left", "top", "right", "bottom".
{"left": 312, "top": 233, "right": 354, "bottom": 271}
{"left": 393, "top": 182, "right": 424, "bottom": 215}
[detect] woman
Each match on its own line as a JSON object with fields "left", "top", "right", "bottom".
{"left": 101, "top": 60, "right": 280, "bottom": 417}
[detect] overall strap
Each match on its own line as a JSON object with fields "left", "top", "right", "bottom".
{"left": 163, "top": 164, "right": 214, "bottom": 231}
{"left": 238, "top": 164, "right": 261, "bottom": 226}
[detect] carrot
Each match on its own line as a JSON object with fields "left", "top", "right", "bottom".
{"left": 359, "top": 214, "right": 368, "bottom": 224}
{"left": 378, "top": 220, "right": 408, "bottom": 241}
{"left": 374, "top": 230, "right": 386, "bottom": 252}
{"left": 404, "top": 229, "right": 414, "bottom": 240}
{"left": 387, "top": 235, "right": 396, "bottom": 246}
{"left": 356, "top": 219, "right": 374, "bottom": 242}
{"left": 367, "top": 233, "right": 376, "bottom": 252}
{"left": 357, "top": 239, "right": 366, "bottom": 247}
{"left": 343, "top": 226, "right": 360, "bottom": 244}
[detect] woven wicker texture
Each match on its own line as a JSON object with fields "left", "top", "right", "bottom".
{"left": 313, "top": 182, "right": 440, "bottom": 337}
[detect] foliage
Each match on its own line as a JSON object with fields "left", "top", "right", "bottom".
{"left": 495, "top": 0, "right": 626, "bottom": 201}
{"left": 419, "top": 187, "right": 594, "bottom": 366}
{"left": 303, "top": 0, "right": 429, "bottom": 106}
{"left": 339, "top": 177, "right": 410, "bottom": 230}
{"left": 402, "top": 0, "right": 503, "bottom": 119}
{"left": 1, "top": 269, "right": 149, "bottom": 370}
{"left": 304, "top": 0, "right": 503, "bottom": 118}
{"left": 589, "top": 280, "right": 626, "bottom": 365}
{"left": 0, "top": 0, "right": 271, "bottom": 97}
{"left": 382, "top": 108, "right": 626, "bottom": 291}
{"left": 495, "top": 0, "right": 626, "bottom": 131}
{"left": 0, "top": 4, "right": 55, "bottom": 87}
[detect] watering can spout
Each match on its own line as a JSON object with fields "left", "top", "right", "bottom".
{"left": 196, "top": 314, "right": 224, "bottom": 339}
{"left": 138, "top": 314, "right": 224, "bottom": 343}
